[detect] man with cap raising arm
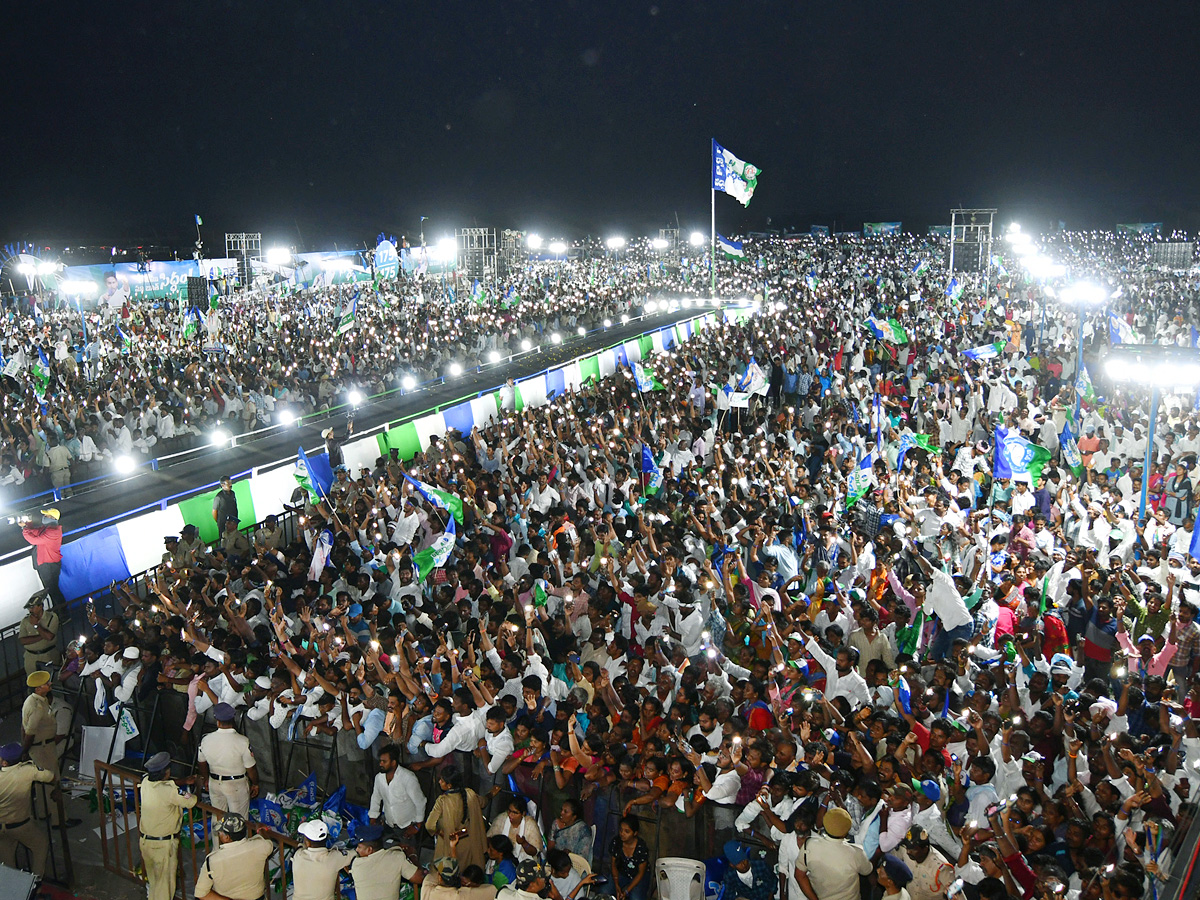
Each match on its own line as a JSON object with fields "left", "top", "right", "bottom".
{"left": 792, "top": 807, "right": 873, "bottom": 900}
{"left": 293, "top": 818, "right": 351, "bottom": 900}
{"left": 894, "top": 827, "right": 955, "bottom": 900}
{"left": 349, "top": 822, "right": 426, "bottom": 900}
{"left": 18, "top": 592, "right": 61, "bottom": 676}
{"left": 19, "top": 508, "right": 64, "bottom": 608}
{"left": 197, "top": 702, "right": 258, "bottom": 819}
{"left": 194, "top": 813, "right": 274, "bottom": 900}
{"left": 0, "top": 742, "right": 55, "bottom": 875}
{"left": 22, "top": 669, "right": 77, "bottom": 827}
{"left": 138, "top": 751, "right": 197, "bottom": 900}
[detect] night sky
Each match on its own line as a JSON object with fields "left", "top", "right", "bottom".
{"left": 4, "top": 2, "right": 1198, "bottom": 251}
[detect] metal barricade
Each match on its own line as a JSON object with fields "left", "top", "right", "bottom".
{"left": 95, "top": 759, "right": 300, "bottom": 900}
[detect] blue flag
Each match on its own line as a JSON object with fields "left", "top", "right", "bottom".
{"left": 1190, "top": 522, "right": 1200, "bottom": 562}
{"left": 256, "top": 797, "right": 286, "bottom": 831}
{"left": 897, "top": 675, "right": 912, "bottom": 714}
{"left": 873, "top": 394, "right": 884, "bottom": 452}
{"left": 294, "top": 772, "right": 318, "bottom": 807}
{"left": 993, "top": 427, "right": 1052, "bottom": 484}
{"left": 297, "top": 445, "right": 334, "bottom": 501}
{"left": 1108, "top": 313, "right": 1133, "bottom": 344}
{"left": 642, "top": 444, "right": 663, "bottom": 497}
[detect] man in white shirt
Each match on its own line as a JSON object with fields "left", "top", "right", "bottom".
{"left": 368, "top": 745, "right": 427, "bottom": 834}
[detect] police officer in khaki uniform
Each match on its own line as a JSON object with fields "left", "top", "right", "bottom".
{"left": 193, "top": 813, "right": 274, "bottom": 900}
{"left": 21, "top": 670, "right": 77, "bottom": 827}
{"left": 0, "top": 742, "right": 55, "bottom": 875}
{"left": 18, "top": 593, "right": 60, "bottom": 676}
{"left": 293, "top": 819, "right": 351, "bottom": 900}
{"left": 349, "top": 823, "right": 426, "bottom": 900}
{"left": 197, "top": 703, "right": 258, "bottom": 819}
{"left": 139, "top": 751, "right": 197, "bottom": 900}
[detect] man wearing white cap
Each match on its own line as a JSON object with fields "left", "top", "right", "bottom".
{"left": 293, "top": 819, "right": 351, "bottom": 900}
{"left": 112, "top": 645, "right": 143, "bottom": 704}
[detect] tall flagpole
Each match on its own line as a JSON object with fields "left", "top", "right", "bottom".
{"left": 710, "top": 138, "right": 717, "bottom": 297}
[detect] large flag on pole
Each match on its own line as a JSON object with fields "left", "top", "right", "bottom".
{"left": 401, "top": 473, "right": 464, "bottom": 524}
{"left": 632, "top": 361, "right": 664, "bottom": 392}
{"left": 846, "top": 453, "right": 873, "bottom": 509}
{"left": 641, "top": 444, "right": 663, "bottom": 497}
{"left": 736, "top": 357, "right": 768, "bottom": 395}
{"left": 182, "top": 308, "right": 201, "bottom": 340}
{"left": 1108, "top": 313, "right": 1134, "bottom": 344}
{"left": 712, "top": 140, "right": 761, "bottom": 207}
{"left": 413, "top": 516, "right": 456, "bottom": 582}
{"left": 31, "top": 349, "right": 51, "bottom": 398}
{"left": 716, "top": 234, "right": 745, "bottom": 260}
{"left": 962, "top": 341, "right": 1005, "bottom": 361}
{"left": 1075, "top": 363, "right": 1096, "bottom": 406}
{"left": 336, "top": 297, "right": 357, "bottom": 335}
{"left": 993, "top": 427, "right": 1053, "bottom": 484}
{"left": 896, "top": 433, "right": 941, "bottom": 470}
{"left": 1059, "top": 419, "right": 1084, "bottom": 479}
{"left": 296, "top": 445, "right": 334, "bottom": 502}
{"left": 866, "top": 316, "right": 908, "bottom": 344}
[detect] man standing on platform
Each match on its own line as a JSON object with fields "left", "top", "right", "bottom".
{"left": 19, "top": 509, "right": 65, "bottom": 608}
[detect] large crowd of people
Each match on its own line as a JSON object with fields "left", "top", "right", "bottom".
{"left": 7, "top": 230, "right": 1200, "bottom": 900}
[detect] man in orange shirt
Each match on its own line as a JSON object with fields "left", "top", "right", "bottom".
{"left": 1078, "top": 424, "right": 1100, "bottom": 468}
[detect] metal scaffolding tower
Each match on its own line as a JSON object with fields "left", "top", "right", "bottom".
{"left": 948, "top": 209, "right": 996, "bottom": 282}
{"left": 456, "top": 228, "right": 497, "bottom": 283}
{"left": 225, "top": 233, "right": 261, "bottom": 289}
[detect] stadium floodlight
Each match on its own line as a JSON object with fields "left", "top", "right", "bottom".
{"left": 37, "top": 261, "right": 57, "bottom": 276}
{"left": 1007, "top": 223, "right": 1021, "bottom": 234}
{"left": 603, "top": 319, "right": 612, "bottom": 328}
{"left": 431, "top": 237, "right": 457, "bottom": 262}
{"left": 277, "top": 409, "right": 295, "bottom": 427}
{"left": 1021, "top": 256, "right": 1065, "bottom": 280}
{"left": 1012, "top": 242, "right": 1036, "bottom": 256}
{"left": 402, "top": 375, "right": 417, "bottom": 390}
{"left": 347, "top": 389, "right": 364, "bottom": 407}
{"left": 689, "top": 231, "right": 706, "bottom": 247}
{"left": 1005, "top": 231, "right": 1031, "bottom": 246}
{"left": 1060, "top": 282, "right": 1109, "bottom": 307}
{"left": 548, "top": 240, "right": 568, "bottom": 255}
{"left": 577, "top": 326, "right": 586, "bottom": 336}
{"left": 605, "top": 236, "right": 626, "bottom": 250}
{"left": 448, "top": 362, "right": 463, "bottom": 377}
{"left": 645, "top": 300, "right": 659, "bottom": 313}
{"left": 651, "top": 238, "right": 670, "bottom": 251}
{"left": 550, "top": 333, "right": 563, "bottom": 345}
{"left": 210, "top": 429, "right": 231, "bottom": 448}
{"left": 620, "top": 314, "right": 630, "bottom": 324}
{"left": 520, "top": 339, "right": 532, "bottom": 352}
{"left": 265, "top": 247, "right": 291, "bottom": 265}
{"left": 16, "top": 263, "right": 36, "bottom": 276}
{"left": 488, "top": 350, "right": 501, "bottom": 364}
{"left": 114, "top": 455, "right": 136, "bottom": 475}
{"left": 526, "top": 234, "right": 543, "bottom": 250}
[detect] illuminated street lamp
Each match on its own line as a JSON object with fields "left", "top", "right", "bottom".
{"left": 689, "top": 231, "right": 706, "bottom": 247}
{"left": 650, "top": 237, "right": 669, "bottom": 251}
{"left": 1105, "top": 345, "right": 1200, "bottom": 518}
{"left": 1060, "top": 282, "right": 1109, "bottom": 418}
{"left": 605, "top": 236, "right": 626, "bottom": 251}
{"left": 526, "top": 234, "right": 543, "bottom": 250}
{"left": 548, "top": 240, "right": 568, "bottom": 256}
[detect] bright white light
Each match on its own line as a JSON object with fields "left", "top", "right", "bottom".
{"left": 603, "top": 319, "right": 612, "bottom": 328}
{"left": 1006, "top": 232, "right": 1031, "bottom": 246}
{"left": 488, "top": 350, "right": 501, "bottom": 364}
{"left": 210, "top": 429, "right": 231, "bottom": 448}
{"left": 114, "top": 455, "right": 136, "bottom": 474}
{"left": 1022, "top": 256, "right": 1065, "bottom": 279}
{"left": 402, "top": 375, "right": 417, "bottom": 390}
{"left": 1061, "top": 282, "right": 1108, "bottom": 307}
{"left": 606, "top": 236, "right": 626, "bottom": 250}
{"left": 651, "top": 238, "right": 670, "bottom": 251}
{"left": 60, "top": 280, "right": 98, "bottom": 294}
{"left": 348, "top": 389, "right": 364, "bottom": 407}
{"left": 37, "top": 261, "right": 57, "bottom": 276}
{"left": 278, "top": 409, "right": 295, "bottom": 427}
{"left": 773, "top": 301, "right": 788, "bottom": 312}
{"left": 1007, "top": 223, "right": 1021, "bottom": 233}
{"left": 16, "top": 263, "right": 36, "bottom": 276}
{"left": 265, "top": 247, "right": 291, "bottom": 265}
{"left": 1107, "top": 354, "right": 1200, "bottom": 387}
{"left": 548, "top": 241, "right": 568, "bottom": 255}
{"left": 448, "top": 362, "right": 463, "bottom": 377}
{"left": 520, "top": 339, "right": 532, "bottom": 352}
{"left": 645, "top": 300, "right": 659, "bottom": 313}
{"left": 551, "top": 333, "right": 563, "bottom": 345}
{"left": 621, "top": 314, "right": 630, "bottom": 324}
{"left": 322, "top": 257, "right": 354, "bottom": 272}
{"left": 526, "top": 234, "right": 543, "bottom": 250}
{"left": 1012, "top": 242, "right": 1036, "bottom": 256}
{"left": 430, "top": 237, "right": 457, "bottom": 262}
{"left": 689, "top": 231, "right": 706, "bottom": 247}
{"left": 577, "top": 326, "right": 586, "bottom": 336}
{"left": 682, "top": 297, "right": 693, "bottom": 307}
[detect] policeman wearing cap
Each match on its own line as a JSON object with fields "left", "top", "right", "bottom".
{"left": 19, "top": 508, "right": 64, "bottom": 607}
{"left": 193, "top": 813, "right": 274, "bottom": 900}
{"left": 138, "top": 751, "right": 197, "bottom": 900}
{"left": 21, "top": 669, "right": 76, "bottom": 827}
{"left": 18, "top": 592, "right": 60, "bottom": 675}
{"left": 349, "top": 822, "right": 425, "bottom": 900}
{"left": 293, "top": 819, "right": 351, "bottom": 900}
{"left": 198, "top": 703, "right": 258, "bottom": 819}
{"left": 895, "top": 826, "right": 955, "bottom": 900}
{"left": 0, "top": 742, "right": 54, "bottom": 874}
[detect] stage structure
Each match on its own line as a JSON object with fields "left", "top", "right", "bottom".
{"left": 948, "top": 209, "right": 996, "bottom": 283}
{"left": 225, "top": 233, "right": 261, "bottom": 291}
{"left": 456, "top": 228, "right": 497, "bottom": 283}
{"left": 498, "top": 229, "right": 524, "bottom": 279}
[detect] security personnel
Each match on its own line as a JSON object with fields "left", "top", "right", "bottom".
{"left": 197, "top": 702, "right": 258, "bottom": 819}
{"left": 349, "top": 823, "right": 426, "bottom": 900}
{"left": 21, "top": 670, "right": 77, "bottom": 827}
{"left": 193, "top": 813, "right": 274, "bottom": 900}
{"left": 138, "top": 751, "right": 197, "bottom": 900}
{"left": 18, "top": 593, "right": 61, "bottom": 676}
{"left": 293, "top": 819, "right": 351, "bottom": 900}
{"left": 0, "top": 742, "right": 54, "bottom": 875}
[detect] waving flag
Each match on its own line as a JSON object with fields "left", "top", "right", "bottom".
{"left": 993, "top": 427, "right": 1052, "bottom": 484}
{"left": 913, "top": 260, "right": 930, "bottom": 276}
{"left": 712, "top": 140, "right": 761, "bottom": 207}
{"left": 413, "top": 515, "right": 456, "bottom": 582}
{"left": 296, "top": 445, "right": 334, "bottom": 502}
{"left": 963, "top": 341, "right": 1005, "bottom": 361}
{"left": 532, "top": 578, "right": 550, "bottom": 608}
{"left": 897, "top": 674, "right": 912, "bottom": 714}
{"left": 1075, "top": 363, "right": 1096, "bottom": 406}
{"left": 846, "top": 453, "right": 873, "bottom": 509}
{"left": 182, "top": 308, "right": 202, "bottom": 340}
{"left": 737, "top": 357, "right": 768, "bottom": 395}
{"left": 896, "top": 433, "right": 940, "bottom": 470}
{"left": 308, "top": 527, "right": 334, "bottom": 581}
{"left": 632, "top": 361, "right": 664, "bottom": 392}
{"left": 642, "top": 444, "right": 663, "bottom": 497}
{"left": 946, "top": 278, "right": 964, "bottom": 302}
{"left": 31, "top": 349, "right": 51, "bottom": 398}
{"left": 116, "top": 326, "right": 133, "bottom": 350}
{"left": 716, "top": 234, "right": 745, "bottom": 260}
{"left": 471, "top": 279, "right": 487, "bottom": 305}
{"left": 402, "top": 473, "right": 464, "bottom": 523}
{"left": 1059, "top": 420, "right": 1084, "bottom": 479}
{"left": 866, "top": 316, "right": 908, "bottom": 344}
{"left": 336, "top": 297, "right": 357, "bottom": 335}
{"left": 1108, "top": 313, "right": 1134, "bottom": 345}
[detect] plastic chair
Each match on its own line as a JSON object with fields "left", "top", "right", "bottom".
{"left": 656, "top": 857, "right": 706, "bottom": 900}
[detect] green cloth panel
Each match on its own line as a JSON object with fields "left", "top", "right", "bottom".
{"left": 177, "top": 480, "right": 257, "bottom": 544}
